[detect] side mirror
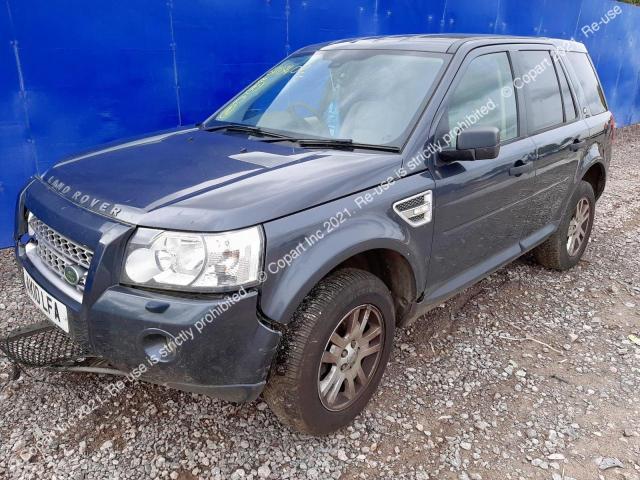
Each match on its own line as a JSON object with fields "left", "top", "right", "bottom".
{"left": 439, "top": 126, "right": 501, "bottom": 162}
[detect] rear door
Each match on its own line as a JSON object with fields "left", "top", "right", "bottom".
{"left": 513, "top": 48, "right": 591, "bottom": 248}
{"left": 425, "top": 47, "right": 537, "bottom": 303}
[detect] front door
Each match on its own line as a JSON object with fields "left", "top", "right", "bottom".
{"left": 425, "top": 48, "right": 537, "bottom": 303}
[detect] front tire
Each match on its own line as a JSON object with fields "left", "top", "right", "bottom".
{"left": 533, "top": 180, "right": 596, "bottom": 270}
{"left": 263, "top": 268, "right": 395, "bottom": 435}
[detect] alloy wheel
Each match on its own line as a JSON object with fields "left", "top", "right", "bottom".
{"left": 566, "top": 197, "right": 590, "bottom": 256}
{"left": 317, "top": 304, "right": 385, "bottom": 411}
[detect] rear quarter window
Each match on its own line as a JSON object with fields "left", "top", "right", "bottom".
{"left": 555, "top": 58, "right": 577, "bottom": 122}
{"left": 566, "top": 52, "right": 608, "bottom": 116}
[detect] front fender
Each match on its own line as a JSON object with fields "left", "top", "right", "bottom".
{"left": 260, "top": 172, "right": 435, "bottom": 324}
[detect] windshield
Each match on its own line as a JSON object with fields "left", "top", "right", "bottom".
{"left": 207, "top": 49, "right": 446, "bottom": 148}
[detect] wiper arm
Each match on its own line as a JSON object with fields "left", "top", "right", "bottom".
{"left": 201, "top": 123, "right": 292, "bottom": 139}
{"left": 202, "top": 124, "right": 400, "bottom": 152}
{"left": 293, "top": 138, "right": 400, "bottom": 153}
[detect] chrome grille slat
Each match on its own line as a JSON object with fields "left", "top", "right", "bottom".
{"left": 35, "top": 242, "right": 87, "bottom": 288}
{"left": 28, "top": 215, "right": 93, "bottom": 293}
{"left": 30, "top": 217, "right": 93, "bottom": 268}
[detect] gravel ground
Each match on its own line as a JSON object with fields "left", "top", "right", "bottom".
{"left": 1, "top": 128, "right": 639, "bottom": 480}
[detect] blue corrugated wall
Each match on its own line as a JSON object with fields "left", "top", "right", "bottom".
{"left": 1, "top": 0, "right": 639, "bottom": 247}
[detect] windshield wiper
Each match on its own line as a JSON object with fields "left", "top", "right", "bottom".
{"left": 201, "top": 124, "right": 400, "bottom": 152}
{"left": 200, "top": 123, "right": 292, "bottom": 139}
{"left": 263, "top": 137, "right": 401, "bottom": 153}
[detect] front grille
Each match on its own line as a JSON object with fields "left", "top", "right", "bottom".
{"left": 35, "top": 241, "right": 88, "bottom": 288}
{"left": 28, "top": 215, "right": 94, "bottom": 292}
{"left": 30, "top": 217, "right": 93, "bottom": 268}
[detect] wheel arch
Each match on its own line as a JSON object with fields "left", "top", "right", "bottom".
{"left": 260, "top": 236, "right": 426, "bottom": 327}
{"left": 581, "top": 161, "right": 606, "bottom": 200}
{"left": 329, "top": 248, "right": 417, "bottom": 324}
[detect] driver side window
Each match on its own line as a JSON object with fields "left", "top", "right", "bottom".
{"left": 440, "top": 52, "right": 518, "bottom": 149}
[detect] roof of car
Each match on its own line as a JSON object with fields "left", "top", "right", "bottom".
{"left": 294, "top": 34, "right": 587, "bottom": 55}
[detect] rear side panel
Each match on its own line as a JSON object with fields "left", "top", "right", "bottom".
{"left": 563, "top": 50, "right": 613, "bottom": 193}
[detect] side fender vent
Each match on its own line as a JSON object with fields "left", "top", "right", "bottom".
{"left": 393, "top": 190, "right": 433, "bottom": 227}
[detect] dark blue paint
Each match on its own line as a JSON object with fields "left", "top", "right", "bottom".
{"left": 1, "top": 0, "right": 638, "bottom": 247}
{"left": 261, "top": 171, "right": 435, "bottom": 324}
{"left": 41, "top": 128, "right": 405, "bottom": 232}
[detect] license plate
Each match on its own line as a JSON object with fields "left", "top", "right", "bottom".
{"left": 23, "top": 269, "right": 69, "bottom": 333}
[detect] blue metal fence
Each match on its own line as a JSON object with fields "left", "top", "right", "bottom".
{"left": 1, "top": 0, "right": 638, "bottom": 247}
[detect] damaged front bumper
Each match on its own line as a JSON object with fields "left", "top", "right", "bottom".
{"left": 11, "top": 249, "right": 282, "bottom": 402}
{"left": 9, "top": 179, "right": 282, "bottom": 403}
{"left": 86, "top": 285, "right": 282, "bottom": 402}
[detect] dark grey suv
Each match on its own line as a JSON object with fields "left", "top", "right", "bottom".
{"left": 10, "top": 35, "right": 613, "bottom": 434}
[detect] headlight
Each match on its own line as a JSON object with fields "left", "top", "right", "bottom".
{"left": 121, "top": 227, "right": 263, "bottom": 292}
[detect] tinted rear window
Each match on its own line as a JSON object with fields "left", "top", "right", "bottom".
{"left": 518, "top": 51, "right": 563, "bottom": 132}
{"left": 567, "top": 52, "right": 607, "bottom": 115}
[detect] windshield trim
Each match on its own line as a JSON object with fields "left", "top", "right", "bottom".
{"left": 202, "top": 49, "right": 452, "bottom": 153}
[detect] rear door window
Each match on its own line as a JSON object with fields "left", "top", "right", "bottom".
{"left": 566, "top": 52, "right": 608, "bottom": 116}
{"left": 517, "top": 51, "right": 563, "bottom": 133}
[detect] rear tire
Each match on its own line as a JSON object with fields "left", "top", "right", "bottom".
{"left": 263, "top": 268, "right": 395, "bottom": 435}
{"left": 533, "top": 180, "right": 596, "bottom": 270}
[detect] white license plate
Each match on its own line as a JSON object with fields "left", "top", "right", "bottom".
{"left": 23, "top": 269, "right": 69, "bottom": 333}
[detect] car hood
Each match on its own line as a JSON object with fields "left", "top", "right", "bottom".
{"left": 41, "top": 127, "right": 403, "bottom": 231}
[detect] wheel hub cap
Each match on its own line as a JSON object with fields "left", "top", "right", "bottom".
{"left": 317, "top": 304, "right": 385, "bottom": 411}
{"left": 340, "top": 342, "right": 359, "bottom": 368}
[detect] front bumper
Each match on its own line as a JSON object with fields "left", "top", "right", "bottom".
{"left": 14, "top": 179, "right": 281, "bottom": 402}
{"left": 88, "top": 285, "right": 281, "bottom": 402}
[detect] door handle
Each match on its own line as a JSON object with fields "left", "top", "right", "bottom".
{"left": 569, "top": 139, "right": 587, "bottom": 151}
{"left": 509, "top": 160, "right": 534, "bottom": 177}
